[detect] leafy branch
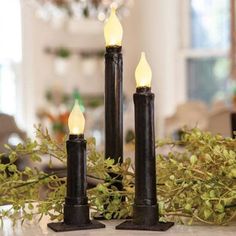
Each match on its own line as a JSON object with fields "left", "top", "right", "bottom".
{"left": 0, "top": 126, "right": 235, "bottom": 225}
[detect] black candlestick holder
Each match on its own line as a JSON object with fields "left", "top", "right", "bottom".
{"left": 48, "top": 134, "right": 105, "bottom": 232}
{"left": 48, "top": 207, "right": 105, "bottom": 232}
{"left": 116, "top": 86, "right": 174, "bottom": 231}
{"left": 93, "top": 45, "right": 124, "bottom": 221}
{"left": 116, "top": 204, "right": 174, "bottom": 231}
{"left": 47, "top": 204, "right": 105, "bottom": 232}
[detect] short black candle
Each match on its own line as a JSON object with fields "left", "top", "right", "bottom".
{"left": 47, "top": 101, "right": 105, "bottom": 232}
{"left": 64, "top": 134, "right": 89, "bottom": 225}
{"left": 66, "top": 134, "right": 86, "bottom": 204}
{"left": 105, "top": 45, "right": 123, "bottom": 164}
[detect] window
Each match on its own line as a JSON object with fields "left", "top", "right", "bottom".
{"left": 0, "top": 0, "right": 22, "bottom": 116}
{"left": 180, "top": 0, "right": 231, "bottom": 105}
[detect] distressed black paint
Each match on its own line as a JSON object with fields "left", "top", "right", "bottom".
{"left": 64, "top": 134, "right": 89, "bottom": 225}
{"left": 133, "top": 87, "right": 157, "bottom": 225}
{"left": 115, "top": 86, "right": 174, "bottom": 231}
{"left": 65, "top": 134, "right": 87, "bottom": 206}
{"left": 105, "top": 46, "right": 123, "bottom": 164}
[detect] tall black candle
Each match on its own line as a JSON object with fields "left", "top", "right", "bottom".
{"left": 48, "top": 101, "right": 105, "bottom": 232}
{"left": 116, "top": 53, "right": 173, "bottom": 231}
{"left": 231, "top": 112, "right": 236, "bottom": 138}
{"left": 104, "top": 8, "right": 123, "bottom": 164}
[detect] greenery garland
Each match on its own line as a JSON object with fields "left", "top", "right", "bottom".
{"left": 0, "top": 126, "right": 235, "bottom": 226}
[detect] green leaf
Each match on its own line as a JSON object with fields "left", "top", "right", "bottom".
{"left": 216, "top": 213, "right": 225, "bottom": 224}
{"left": 204, "top": 208, "right": 212, "bottom": 219}
{"left": 190, "top": 155, "right": 197, "bottom": 165}
{"left": 230, "top": 168, "right": 236, "bottom": 178}
{"left": 105, "top": 213, "right": 112, "bottom": 220}
{"left": 0, "top": 164, "right": 6, "bottom": 171}
{"left": 24, "top": 167, "right": 33, "bottom": 175}
{"left": 28, "top": 203, "right": 34, "bottom": 210}
{"left": 184, "top": 203, "right": 192, "bottom": 213}
{"left": 209, "top": 190, "right": 215, "bottom": 198}
{"left": 215, "top": 203, "right": 224, "bottom": 213}
{"left": 30, "top": 154, "right": 42, "bottom": 162}
{"left": 8, "top": 164, "right": 17, "bottom": 172}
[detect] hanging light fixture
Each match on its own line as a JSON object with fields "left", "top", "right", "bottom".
{"left": 30, "top": 0, "right": 133, "bottom": 30}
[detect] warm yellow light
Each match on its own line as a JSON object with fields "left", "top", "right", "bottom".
{"left": 68, "top": 100, "right": 85, "bottom": 135}
{"left": 135, "top": 52, "right": 152, "bottom": 88}
{"left": 104, "top": 8, "right": 123, "bottom": 46}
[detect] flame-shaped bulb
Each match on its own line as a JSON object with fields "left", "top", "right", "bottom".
{"left": 135, "top": 52, "right": 152, "bottom": 88}
{"left": 68, "top": 100, "right": 85, "bottom": 135}
{"left": 104, "top": 8, "right": 123, "bottom": 46}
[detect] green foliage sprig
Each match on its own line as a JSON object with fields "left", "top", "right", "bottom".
{"left": 0, "top": 126, "right": 235, "bottom": 225}
{"left": 157, "top": 130, "right": 236, "bottom": 225}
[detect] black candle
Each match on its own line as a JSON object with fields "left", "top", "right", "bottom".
{"left": 231, "top": 112, "right": 236, "bottom": 138}
{"left": 47, "top": 101, "right": 105, "bottom": 231}
{"left": 133, "top": 86, "right": 157, "bottom": 224}
{"left": 104, "top": 8, "right": 123, "bottom": 164}
{"left": 116, "top": 53, "right": 173, "bottom": 231}
{"left": 64, "top": 133, "right": 89, "bottom": 225}
{"left": 133, "top": 53, "right": 157, "bottom": 225}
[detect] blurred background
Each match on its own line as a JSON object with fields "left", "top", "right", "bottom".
{"left": 0, "top": 0, "right": 235, "bottom": 154}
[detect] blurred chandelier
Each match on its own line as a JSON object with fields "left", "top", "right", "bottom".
{"left": 31, "top": 0, "right": 133, "bottom": 26}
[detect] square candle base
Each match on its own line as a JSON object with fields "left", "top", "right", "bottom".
{"left": 116, "top": 220, "right": 174, "bottom": 231}
{"left": 47, "top": 220, "right": 105, "bottom": 232}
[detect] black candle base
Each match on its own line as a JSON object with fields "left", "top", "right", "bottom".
{"left": 47, "top": 220, "right": 105, "bottom": 232}
{"left": 64, "top": 204, "right": 89, "bottom": 225}
{"left": 48, "top": 203, "right": 105, "bottom": 232}
{"left": 116, "top": 203, "right": 174, "bottom": 231}
{"left": 133, "top": 204, "right": 158, "bottom": 225}
{"left": 116, "top": 220, "right": 174, "bottom": 231}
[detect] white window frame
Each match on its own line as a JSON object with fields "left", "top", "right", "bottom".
{"left": 178, "top": 0, "right": 229, "bottom": 104}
